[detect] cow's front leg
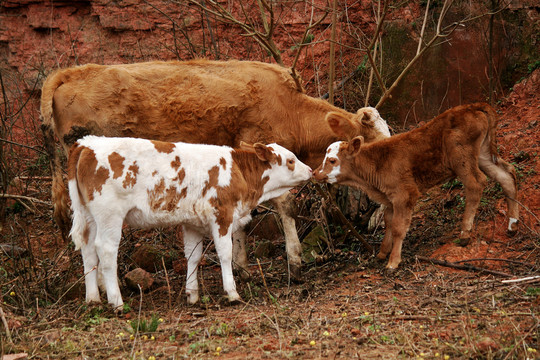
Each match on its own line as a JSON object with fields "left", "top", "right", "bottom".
{"left": 212, "top": 226, "right": 241, "bottom": 303}
{"left": 183, "top": 225, "right": 204, "bottom": 304}
{"left": 232, "top": 229, "right": 251, "bottom": 281}
{"left": 272, "top": 192, "right": 302, "bottom": 281}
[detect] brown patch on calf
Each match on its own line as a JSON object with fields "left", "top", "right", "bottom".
{"left": 148, "top": 178, "right": 166, "bottom": 210}
{"left": 286, "top": 159, "right": 295, "bottom": 171}
{"left": 147, "top": 178, "right": 187, "bottom": 212}
{"left": 151, "top": 140, "right": 175, "bottom": 154}
{"left": 123, "top": 162, "right": 139, "bottom": 188}
{"left": 171, "top": 156, "right": 181, "bottom": 170}
{"left": 75, "top": 147, "right": 110, "bottom": 201}
{"left": 202, "top": 165, "right": 220, "bottom": 197}
{"left": 108, "top": 152, "right": 125, "bottom": 179}
{"left": 220, "top": 157, "right": 227, "bottom": 170}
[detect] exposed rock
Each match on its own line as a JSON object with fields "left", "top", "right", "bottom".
{"left": 131, "top": 243, "right": 177, "bottom": 273}
{"left": 476, "top": 337, "right": 501, "bottom": 353}
{"left": 124, "top": 268, "right": 154, "bottom": 292}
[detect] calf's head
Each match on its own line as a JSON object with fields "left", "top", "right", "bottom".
{"left": 313, "top": 137, "right": 364, "bottom": 184}
{"left": 240, "top": 142, "right": 312, "bottom": 201}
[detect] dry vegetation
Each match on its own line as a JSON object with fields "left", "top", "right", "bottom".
{"left": 1, "top": 1, "right": 539, "bottom": 359}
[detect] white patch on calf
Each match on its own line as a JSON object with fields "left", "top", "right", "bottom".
{"left": 259, "top": 144, "right": 312, "bottom": 203}
{"left": 508, "top": 217, "right": 518, "bottom": 231}
{"left": 322, "top": 142, "right": 342, "bottom": 183}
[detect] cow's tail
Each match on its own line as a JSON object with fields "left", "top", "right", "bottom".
{"left": 478, "top": 103, "right": 499, "bottom": 164}
{"left": 40, "top": 69, "right": 70, "bottom": 242}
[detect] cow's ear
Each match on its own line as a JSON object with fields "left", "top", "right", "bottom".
{"left": 253, "top": 143, "right": 277, "bottom": 163}
{"left": 347, "top": 136, "right": 364, "bottom": 156}
{"left": 326, "top": 112, "right": 356, "bottom": 139}
{"left": 239, "top": 141, "right": 256, "bottom": 153}
{"left": 357, "top": 108, "right": 375, "bottom": 126}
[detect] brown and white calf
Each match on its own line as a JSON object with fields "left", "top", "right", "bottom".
{"left": 314, "top": 103, "right": 519, "bottom": 269}
{"left": 67, "top": 136, "right": 312, "bottom": 309}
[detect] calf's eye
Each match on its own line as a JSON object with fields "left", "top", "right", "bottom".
{"left": 328, "top": 158, "right": 337, "bottom": 165}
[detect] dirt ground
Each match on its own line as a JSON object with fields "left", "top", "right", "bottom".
{"left": 0, "top": 71, "right": 538, "bottom": 359}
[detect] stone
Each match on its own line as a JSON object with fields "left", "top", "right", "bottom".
{"left": 124, "top": 268, "right": 154, "bottom": 292}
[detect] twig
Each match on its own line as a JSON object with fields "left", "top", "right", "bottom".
{"left": 0, "top": 138, "right": 47, "bottom": 155}
{"left": 256, "top": 258, "right": 274, "bottom": 302}
{"left": 161, "top": 256, "right": 172, "bottom": 311}
{"left": 0, "top": 305, "right": 13, "bottom": 343}
{"left": 0, "top": 193, "right": 51, "bottom": 206}
{"left": 314, "top": 183, "right": 374, "bottom": 253}
{"left": 501, "top": 275, "right": 540, "bottom": 284}
{"left": 52, "top": 265, "right": 97, "bottom": 308}
{"left": 454, "top": 258, "right": 537, "bottom": 269}
{"left": 417, "top": 256, "right": 513, "bottom": 277}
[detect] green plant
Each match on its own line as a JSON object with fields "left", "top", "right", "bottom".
{"left": 128, "top": 313, "right": 161, "bottom": 334}
{"left": 527, "top": 60, "right": 540, "bottom": 74}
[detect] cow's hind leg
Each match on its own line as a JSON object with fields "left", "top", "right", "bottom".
{"left": 479, "top": 150, "right": 519, "bottom": 235}
{"left": 272, "top": 192, "right": 303, "bottom": 282}
{"left": 183, "top": 225, "right": 204, "bottom": 304}
{"left": 232, "top": 229, "right": 251, "bottom": 281}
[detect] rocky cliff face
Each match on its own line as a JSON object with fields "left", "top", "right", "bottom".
{"left": 0, "top": 0, "right": 538, "bottom": 125}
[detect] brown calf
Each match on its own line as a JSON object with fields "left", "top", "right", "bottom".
{"left": 314, "top": 103, "right": 519, "bottom": 269}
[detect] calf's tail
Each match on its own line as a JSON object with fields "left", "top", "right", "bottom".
{"left": 67, "top": 144, "right": 88, "bottom": 250}
{"left": 40, "top": 69, "right": 71, "bottom": 242}
{"left": 478, "top": 103, "right": 499, "bottom": 163}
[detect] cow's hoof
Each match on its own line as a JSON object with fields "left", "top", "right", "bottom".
{"left": 289, "top": 264, "right": 303, "bottom": 283}
{"left": 235, "top": 267, "right": 252, "bottom": 282}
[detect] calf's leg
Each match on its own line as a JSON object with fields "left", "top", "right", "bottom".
{"left": 79, "top": 222, "right": 100, "bottom": 303}
{"left": 478, "top": 153, "right": 519, "bottom": 235}
{"left": 94, "top": 216, "right": 124, "bottom": 311}
{"left": 183, "top": 225, "right": 204, "bottom": 304}
{"left": 376, "top": 206, "right": 394, "bottom": 261}
{"left": 386, "top": 204, "right": 414, "bottom": 270}
{"left": 212, "top": 226, "right": 241, "bottom": 303}
{"left": 457, "top": 166, "right": 487, "bottom": 246}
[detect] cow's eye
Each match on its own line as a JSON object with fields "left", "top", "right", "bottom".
{"left": 328, "top": 158, "right": 337, "bottom": 165}
{"left": 287, "top": 159, "right": 295, "bottom": 165}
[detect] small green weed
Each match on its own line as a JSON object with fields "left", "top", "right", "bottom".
{"left": 128, "top": 313, "right": 161, "bottom": 334}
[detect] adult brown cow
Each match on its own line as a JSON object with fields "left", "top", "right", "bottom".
{"left": 40, "top": 59, "right": 390, "bottom": 280}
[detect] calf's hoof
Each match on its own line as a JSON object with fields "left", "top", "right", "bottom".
{"left": 507, "top": 219, "right": 519, "bottom": 237}
{"left": 186, "top": 291, "right": 199, "bottom": 305}
{"left": 458, "top": 237, "right": 470, "bottom": 247}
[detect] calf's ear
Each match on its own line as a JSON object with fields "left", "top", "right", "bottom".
{"left": 326, "top": 112, "right": 356, "bottom": 139}
{"left": 347, "top": 136, "right": 364, "bottom": 156}
{"left": 357, "top": 108, "right": 374, "bottom": 126}
{"left": 253, "top": 143, "right": 277, "bottom": 163}
{"left": 239, "top": 141, "right": 256, "bottom": 153}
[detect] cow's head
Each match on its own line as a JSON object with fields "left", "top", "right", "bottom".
{"left": 240, "top": 142, "right": 312, "bottom": 201}
{"left": 326, "top": 107, "right": 390, "bottom": 143}
{"left": 313, "top": 137, "right": 363, "bottom": 184}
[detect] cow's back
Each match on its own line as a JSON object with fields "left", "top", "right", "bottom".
{"left": 45, "top": 60, "right": 303, "bottom": 150}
